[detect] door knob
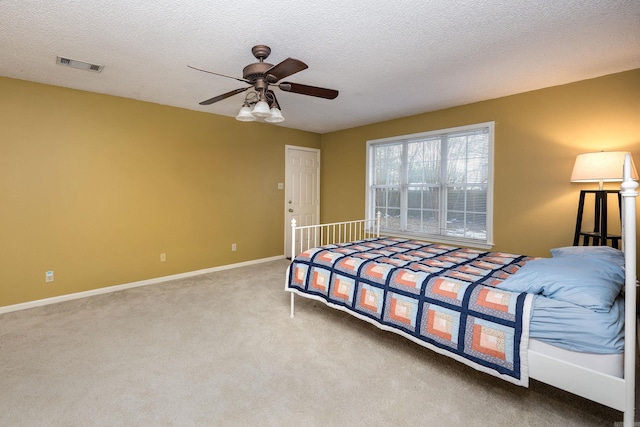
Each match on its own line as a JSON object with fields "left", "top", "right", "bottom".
{"left": 289, "top": 209, "right": 294, "bottom": 212}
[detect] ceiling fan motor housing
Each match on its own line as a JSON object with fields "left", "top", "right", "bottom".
{"left": 242, "top": 45, "right": 276, "bottom": 84}
{"left": 242, "top": 62, "right": 274, "bottom": 83}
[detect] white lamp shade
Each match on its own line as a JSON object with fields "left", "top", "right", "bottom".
{"left": 570, "top": 151, "right": 638, "bottom": 183}
{"left": 264, "top": 107, "right": 284, "bottom": 123}
{"left": 251, "top": 100, "right": 271, "bottom": 117}
{"left": 235, "top": 106, "right": 255, "bottom": 122}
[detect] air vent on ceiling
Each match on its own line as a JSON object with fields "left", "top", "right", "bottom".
{"left": 56, "top": 56, "right": 104, "bottom": 73}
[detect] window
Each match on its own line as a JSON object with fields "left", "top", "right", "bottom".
{"left": 366, "top": 122, "right": 494, "bottom": 247}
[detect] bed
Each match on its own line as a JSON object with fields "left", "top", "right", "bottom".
{"left": 285, "top": 154, "right": 638, "bottom": 425}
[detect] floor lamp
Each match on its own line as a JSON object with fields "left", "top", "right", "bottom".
{"left": 571, "top": 151, "right": 638, "bottom": 247}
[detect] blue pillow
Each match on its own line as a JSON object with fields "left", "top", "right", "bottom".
{"left": 498, "top": 256, "right": 624, "bottom": 313}
{"left": 550, "top": 245, "right": 625, "bottom": 269}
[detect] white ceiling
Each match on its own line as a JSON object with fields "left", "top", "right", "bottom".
{"left": 2, "top": 1, "right": 639, "bottom": 134}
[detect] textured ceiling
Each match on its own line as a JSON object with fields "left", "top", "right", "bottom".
{"left": 1, "top": 0, "right": 639, "bottom": 133}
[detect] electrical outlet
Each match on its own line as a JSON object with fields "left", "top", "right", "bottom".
{"left": 45, "top": 271, "right": 54, "bottom": 283}
{"left": 232, "top": 243, "right": 237, "bottom": 252}
{"left": 160, "top": 253, "right": 166, "bottom": 262}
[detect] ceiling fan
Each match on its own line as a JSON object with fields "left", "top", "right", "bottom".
{"left": 188, "top": 45, "right": 339, "bottom": 123}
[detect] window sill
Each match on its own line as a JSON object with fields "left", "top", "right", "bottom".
{"left": 379, "top": 230, "right": 494, "bottom": 251}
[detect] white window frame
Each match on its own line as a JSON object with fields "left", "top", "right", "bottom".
{"left": 365, "top": 122, "right": 494, "bottom": 249}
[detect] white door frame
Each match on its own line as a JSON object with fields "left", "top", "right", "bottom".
{"left": 284, "top": 145, "right": 320, "bottom": 257}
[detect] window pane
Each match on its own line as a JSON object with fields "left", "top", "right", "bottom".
{"left": 407, "top": 186, "right": 440, "bottom": 233}
{"left": 445, "top": 185, "right": 487, "bottom": 240}
{"left": 374, "top": 144, "right": 402, "bottom": 186}
{"left": 447, "top": 131, "right": 489, "bottom": 184}
{"left": 467, "top": 135, "right": 488, "bottom": 184}
{"left": 374, "top": 187, "right": 401, "bottom": 230}
{"left": 408, "top": 138, "right": 440, "bottom": 184}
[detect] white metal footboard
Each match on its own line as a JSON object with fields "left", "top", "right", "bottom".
{"left": 289, "top": 212, "right": 381, "bottom": 318}
{"left": 290, "top": 212, "right": 381, "bottom": 260}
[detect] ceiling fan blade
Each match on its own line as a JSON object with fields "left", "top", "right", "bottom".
{"left": 266, "top": 58, "right": 308, "bottom": 82}
{"left": 279, "top": 82, "right": 339, "bottom": 100}
{"left": 188, "top": 65, "right": 251, "bottom": 84}
{"left": 199, "top": 87, "right": 250, "bottom": 105}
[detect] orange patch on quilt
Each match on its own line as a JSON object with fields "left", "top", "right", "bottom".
{"left": 364, "top": 264, "right": 386, "bottom": 279}
{"left": 340, "top": 258, "right": 359, "bottom": 271}
{"left": 477, "top": 288, "right": 509, "bottom": 312}
{"left": 318, "top": 252, "right": 335, "bottom": 263}
{"left": 493, "top": 271, "right": 509, "bottom": 280}
{"left": 448, "top": 271, "right": 475, "bottom": 281}
{"left": 458, "top": 265, "right": 484, "bottom": 275}
{"left": 472, "top": 261, "right": 500, "bottom": 270}
{"left": 395, "top": 270, "right": 421, "bottom": 289}
{"left": 426, "top": 310, "right": 452, "bottom": 341}
{"left": 431, "top": 278, "right": 459, "bottom": 299}
{"left": 331, "top": 278, "right": 350, "bottom": 299}
{"left": 484, "top": 257, "right": 509, "bottom": 265}
{"left": 472, "top": 324, "right": 506, "bottom": 360}
{"left": 389, "top": 298, "right": 412, "bottom": 326}
{"left": 423, "top": 259, "right": 447, "bottom": 267}
{"left": 360, "top": 288, "right": 379, "bottom": 311}
{"left": 484, "top": 278, "right": 503, "bottom": 287}
{"left": 311, "top": 271, "right": 327, "bottom": 291}
{"left": 294, "top": 267, "right": 306, "bottom": 284}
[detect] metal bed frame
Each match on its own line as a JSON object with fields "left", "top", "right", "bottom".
{"left": 288, "top": 155, "right": 637, "bottom": 425}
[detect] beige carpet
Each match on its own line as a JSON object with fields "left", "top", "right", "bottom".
{"left": 0, "top": 259, "right": 632, "bottom": 426}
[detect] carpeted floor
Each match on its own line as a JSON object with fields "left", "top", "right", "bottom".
{"left": 0, "top": 259, "right": 633, "bottom": 426}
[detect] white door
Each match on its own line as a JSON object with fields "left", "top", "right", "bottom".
{"left": 284, "top": 145, "right": 320, "bottom": 258}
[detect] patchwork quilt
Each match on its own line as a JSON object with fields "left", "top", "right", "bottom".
{"left": 286, "top": 237, "right": 535, "bottom": 386}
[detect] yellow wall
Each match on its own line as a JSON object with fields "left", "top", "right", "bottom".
{"left": 0, "top": 77, "right": 320, "bottom": 307}
{"left": 320, "top": 69, "right": 640, "bottom": 260}
{"left": 2, "top": 69, "right": 639, "bottom": 308}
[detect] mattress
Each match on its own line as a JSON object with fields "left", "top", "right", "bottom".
{"left": 529, "top": 293, "right": 624, "bottom": 354}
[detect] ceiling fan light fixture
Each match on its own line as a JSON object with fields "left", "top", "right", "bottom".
{"left": 264, "top": 107, "right": 285, "bottom": 123}
{"left": 251, "top": 100, "right": 271, "bottom": 117}
{"left": 235, "top": 105, "right": 256, "bottom": 121}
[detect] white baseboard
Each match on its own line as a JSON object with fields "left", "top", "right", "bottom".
{"left": 0, "top": 255, "right": 285, "bottom": 315}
